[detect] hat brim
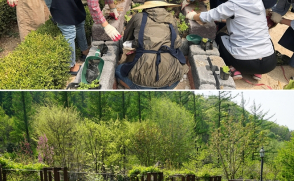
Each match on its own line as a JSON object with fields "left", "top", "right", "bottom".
{"left": 132, "top": 1, "right": 180, "bottom": 10}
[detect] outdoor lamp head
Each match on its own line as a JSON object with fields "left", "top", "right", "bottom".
{"left": 260, "top": 147, "right": 265, "bottom": 158}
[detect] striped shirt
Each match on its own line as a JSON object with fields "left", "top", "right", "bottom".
{"left": 87, "top": 0, "right": 114, "bottom": 24}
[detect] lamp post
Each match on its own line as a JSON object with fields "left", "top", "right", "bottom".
{"left": 260, "top": 147, "right": 265, "bottom": 181}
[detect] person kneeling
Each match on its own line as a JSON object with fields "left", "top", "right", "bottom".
{"left": 115, "top": 0, "right": 189, "bottom": 89}
{"left": 186, "top": 0, "right": 277, "bottom": 81}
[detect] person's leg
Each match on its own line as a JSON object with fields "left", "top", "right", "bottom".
{"left": 57, "top": 23, "right": 78, "bottom": 70}
{"left": 159, "top": 81, "right": 180, "bottom": 89}
{"left": 289, "top": 53, "right": 294, "bottom": 67}
{"left": 76, "top": 20, "right": 89, "bottom": 59}
{"left": 215, "top": 33, "right": 243, "bottom": 79}
{"left": 231, "top": 52, "right": 276, "bottom": 75}
{"left": 115, "top": 64, "right": 143, "bottom": 89}
{"left": 43, "top": 0, "right": 52, "bottom": 9}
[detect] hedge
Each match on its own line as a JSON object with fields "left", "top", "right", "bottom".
{"left": 0, "top": 6, "right": 94, "bottom": 89}
{"left": 0, "top": 157, "right": 46, "bottom": 170}
{"left": 0, "top": 0, "right": 17, "bottom": 38}
{"left": 0, "top": 19, "right": 71, "bottom": 89}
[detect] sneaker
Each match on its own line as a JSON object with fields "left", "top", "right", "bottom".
{"left": 230, "top": 67, "right": 242, "bottom": 80}
{"left": 253, "top": 74, "right": 262, "bottom": 81}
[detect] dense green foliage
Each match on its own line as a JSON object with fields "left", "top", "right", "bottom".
{"left": 0, "top": 6, "right": 93, "bottom": 89}
{"left": 0, "top": 0, "right": 17, "bottom": 38}
{"left": 0, "top": 31, "right": 71, "bottom": 89}
{"left": 0, "top": 91, "right": 292, "bottom": 180}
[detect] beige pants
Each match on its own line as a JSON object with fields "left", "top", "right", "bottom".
{"left": 17, "top": 0, "right": 50, "bottom": 41}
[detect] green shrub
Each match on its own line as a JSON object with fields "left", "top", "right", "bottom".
{"left": 0, "top": 30, "right": 71, "bottom": 89}
{"left": 129, "top": 166, "right": 162, "bottom": 177}
{"left": 0, "top": 0, "right": 17, "bottom": 38}
{"left": 0, "top": 157, "right": 46, "bottom": 170}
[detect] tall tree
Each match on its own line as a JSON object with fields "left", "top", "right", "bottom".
{"left": 12, "top": 92, "right": 33, "bottom": 144}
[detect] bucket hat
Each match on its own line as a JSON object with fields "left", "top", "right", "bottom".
{"left": 132, "top": 0, "right": 180, "bottom": 10}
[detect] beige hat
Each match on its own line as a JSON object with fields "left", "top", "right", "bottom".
{"left": 132, "top": 0, "right": 181, "bottom": 10}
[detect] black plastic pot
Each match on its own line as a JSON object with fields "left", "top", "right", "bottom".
{"left": 220, "top": 67, "right": 230, "bottom": 80}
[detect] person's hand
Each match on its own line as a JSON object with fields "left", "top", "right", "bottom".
{"left": 7, "top": 0, "right": 18, "bottom": 7}
{"left": 186, "top": 11, "right": 197, "bottom": 21}
{"left": 109, "top": 8, "right": 119, "bottom": 20}
{"left": 104, "top": 24, "right": 122, "bottom": 41}
{"left": 181, "top": 0, "right": 190, "bottom": 10}
{"left": 271, "top": 12, "right": 283, "bottom": 23}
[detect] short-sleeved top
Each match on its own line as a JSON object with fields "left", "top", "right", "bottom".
{"left": 50, "top": 0, "right": 86, "bottom": 25}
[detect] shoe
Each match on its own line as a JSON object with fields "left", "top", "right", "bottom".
{"left": 69, "top": 65, "right": 81, "bottom": 75}
{"left": 253, "top": 74, "right": 262, "bottom": 81}
{"left": 80, "top": 54, "right": 87, "bottom": 62}
{"left": 230, "top": 67, "right": 242, "bottom": 80}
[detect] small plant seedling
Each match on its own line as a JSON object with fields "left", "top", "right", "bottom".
{"left": 179, "top": 13, "right": 186, "bottom": 22}
{"left": 132, "top": 3, "right": 141, "bottom": 8}
{"left": 126, "top": 10, "right": 131, "bottom": 16}
{"left": 78, "top": 79, "right": 100, "bottom": 89}
{"left": 177, "top": 21, "right": 189, "bottom": 34}
{"left": 171, "top": 11, "right": 175, "bottom": 16}
{"left": 125, "top": 15, "right": 131, "bottom": 23}
{"left": 222, "top": 66, "right": 230, "bottom": 74}
{"left": 194, "top": 1, "right": 200, "bottom": 11}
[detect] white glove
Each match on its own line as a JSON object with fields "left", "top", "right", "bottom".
{"left": 7, "top": 0, "right": 18, "bottom": 7}
{"left": 271, "top": 12, "right": 283, "bottom": 23}
{"left": 181, "top": 0, "right": 190, "bottom": 10}
{"left": 104, "top": 24, "right": 122, "bottom": 42}
{"left": 109, "top": 8, "right": 120, "bottom": 20}
{"left": 186, "top": 11, "right": 197, "bottom": 21}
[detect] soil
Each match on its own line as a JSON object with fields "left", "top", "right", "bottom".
{"left": 0, "top": 24, "right": 21, "bottom": 59}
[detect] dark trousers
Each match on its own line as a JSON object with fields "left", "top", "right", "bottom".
{"left": 215, "top": 33, "right": 277, "bottom": 74}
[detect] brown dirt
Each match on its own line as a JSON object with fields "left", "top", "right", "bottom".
{"left": 0, "top": 24, "right": 21, "bottom": 58}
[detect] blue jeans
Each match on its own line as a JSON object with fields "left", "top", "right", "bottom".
{"left": 57, "top": 21, "right": 88, "bottom": 67}
{"left": 44, "top": 0, "right": 52, "bottom": 9}
{"left": 44, "top": 0, "right": 88, "bottom": 67}
{"left": 115, "top": 64, "right": 179, "bottom": 89}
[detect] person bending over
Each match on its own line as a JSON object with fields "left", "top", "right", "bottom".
{"left": 115, "top": 0, "right": 189, "bottom": 89}
{"left": 186, "top": 0, "right": 277, "bottom": 81}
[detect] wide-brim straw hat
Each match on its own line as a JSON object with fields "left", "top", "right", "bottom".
{"left": 132, "top": 0, "right": 181, "bottom": 10}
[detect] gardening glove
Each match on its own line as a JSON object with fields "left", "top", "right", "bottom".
{"left": 104, "top": 24, "right": 122, "bottom": 42}
{"left": 109, "top": 8, "right": 120, "bottom": 20}
{"left": 271, "top": 12, "right": 283, "bottom": 23}
{"left": 7, "top": 0, "right": 18, "bottom": 7}
{"left": 186, "top": 11, "right": 197, "bottom": 21}
{"left": 181, "top": 0, "right": 190, "bottom": 10}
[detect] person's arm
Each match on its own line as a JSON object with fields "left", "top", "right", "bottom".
{"left": 87, "top": 0, "right": 107, "bottom": 26}
{"left": 280, "top": 18, "right": 292, "bottom": 27}
{"left": 272, "top": 0, "right": 291, "bottom": 16}
{"left": 186, "top": 1, "right": 234, "bottom": 23}
{"left": 87, "top": 0, "right": 121, "bottom": 41}
{"left": 123, "top": 13, "right": 142, "bottom": 42}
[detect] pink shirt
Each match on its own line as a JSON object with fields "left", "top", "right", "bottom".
{"left": 87, "top": 0, "right": 114, "bottom": 24}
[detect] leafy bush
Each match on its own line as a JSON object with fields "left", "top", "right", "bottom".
{"left": 0, "top": 157, "right": 46, "bottom": 170}
{"left": 128, "top": 166, "right": 161, "bottom": 177}
{"left": 0, "top": 0, "right": 17, "bottom": 37}
{"left": 0, "top": 30, "right": 71, "bottom": 89}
